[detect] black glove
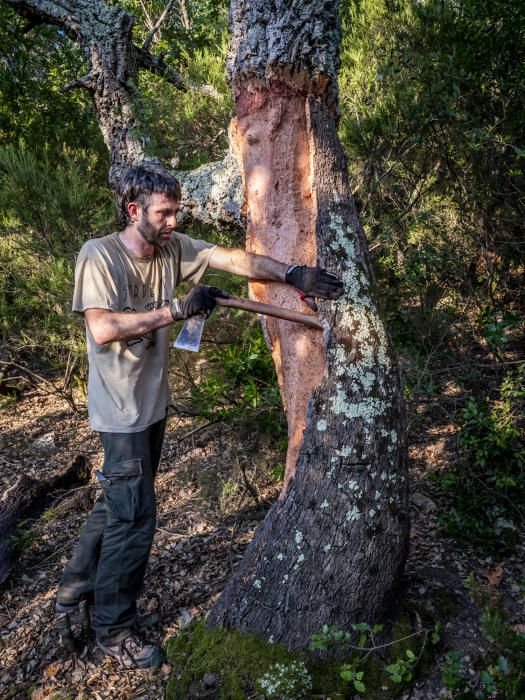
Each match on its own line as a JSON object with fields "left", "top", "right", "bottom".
{"left": 285, "top": 265, "right": 344, "bottom": 300}
{"left": 171, "top": 285, "right": 230, "bottom": 321}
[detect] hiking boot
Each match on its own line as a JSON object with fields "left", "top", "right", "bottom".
{"left": 97, "top": 632, "right": 165, "bottom": 669}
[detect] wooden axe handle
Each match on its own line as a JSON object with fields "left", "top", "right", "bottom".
{"left": 216, "top": 295, "right": 323, "bottom": 331}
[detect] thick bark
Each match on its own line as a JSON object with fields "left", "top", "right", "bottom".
{"left": 206, "top": 0, "right": 409, "bottom": 648}
{"left": 174, "top": 148, "right": 244, "bottom": 228}
{"left": 0, "top": 454, "right": 89, "bottom": 586}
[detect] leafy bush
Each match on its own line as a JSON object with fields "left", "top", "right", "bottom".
{"left": 339, "top": 0, "right": 525, "bottom": 353}
{"left": 437, "top": 366, "right": 525, "bottom": 554}
{"left": 441, "top": 605, "right": 525, "bottom": 699}
{"left": 188, "top": 324, "right": 286, "bottom": 438}
{"left": 0, "top": 145, "right": 113, "bottom": 385}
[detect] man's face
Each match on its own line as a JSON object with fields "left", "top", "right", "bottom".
{"left": 135, "top": 192, "right": 180, "bottom": 247}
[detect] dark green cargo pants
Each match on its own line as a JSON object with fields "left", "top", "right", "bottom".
{"left": 56, "top": 415, "right": 166, "bottom": 643}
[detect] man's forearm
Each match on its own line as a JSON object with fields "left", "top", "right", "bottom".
{"left": 209, "top": 247, "right": 288, "bottom": 281}
{"left": 84, "top": 306, "right": 173, "bottom": 345}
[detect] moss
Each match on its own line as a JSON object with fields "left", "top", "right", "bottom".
{"left": 165, "top": 607, "right": 442, "bottom": 700}
{"left": 165, "top": 620, "right": 299, "bottom": 700}
{"left": 309, "top": 658, "right": 352, "bottom": 698}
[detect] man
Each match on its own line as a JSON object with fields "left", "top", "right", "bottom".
{"left": 55, "top": 162, "right": 343, "bottom": 669}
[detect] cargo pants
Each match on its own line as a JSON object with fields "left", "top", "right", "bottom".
{"left": 56, "top": 415, "right": 166, "bottom": 643}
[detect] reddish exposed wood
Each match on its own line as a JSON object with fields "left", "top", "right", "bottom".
{"left": 230, "top": 88, "right": 326, "bottom": 493}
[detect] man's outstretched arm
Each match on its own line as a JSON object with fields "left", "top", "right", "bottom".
{"left": 208, "top": 247, "right": 344, "bottom": 299}
{"left": 84, "top": 286, "right": 229, "bottom": 345}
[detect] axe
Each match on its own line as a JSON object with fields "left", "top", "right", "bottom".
{"left": 173, "top": 295, "right": 323, "bottom": 352}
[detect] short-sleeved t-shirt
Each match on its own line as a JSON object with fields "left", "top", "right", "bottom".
{"left": 73, "top": 231, "right": 216, "bottom": 433}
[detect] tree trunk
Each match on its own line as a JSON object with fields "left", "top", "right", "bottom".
{"left": 206, "top": 0, "right": 409, "bottom": 649}
{"left": 0, "top": 454, "right": 90, "bottom": 586}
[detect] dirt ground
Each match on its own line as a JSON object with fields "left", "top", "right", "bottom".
{"left": 0, "top": 381, "right": 523, "bottom": 699}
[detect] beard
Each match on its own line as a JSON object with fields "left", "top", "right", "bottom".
{"left": 137, "top": 216, "right": 171, "bottom": 247}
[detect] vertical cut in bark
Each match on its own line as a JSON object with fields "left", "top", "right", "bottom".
{"left": 207, "top": 0, "right": 409, "bottom": 649}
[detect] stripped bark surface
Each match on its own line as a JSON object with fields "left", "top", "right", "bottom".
{"left": 206, "top": 0, "right": 409, "bottom": 647}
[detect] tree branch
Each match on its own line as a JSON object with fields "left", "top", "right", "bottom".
{"left": 2, "top": 0, "right": 82, "bottom": 40}
{"left": 174, "top": 149, "right": 244, "bottom": 229}
{"left": 134, "top": 45, "right": 186, "bottom": 90}
{"left": 142, "top": 0, "right": 177, "bottom": 51}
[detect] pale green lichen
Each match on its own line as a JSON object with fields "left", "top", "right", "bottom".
{"left": 295, "top": 530, "right": 303, "bottom": 545}
{"left": 320, "top": 500, "right": 329, "bottom": 509}
{"left": 323, "top": 544, "right": 332, "bottom": 552}
{"left": 317, "top": 419, "right": 327, "bottom": 432}
{"left": 346, "top": 506, "right": 361, "bottom": 522}
{"left": 330, "top": 387, "right": 387, "bottom": 422}
{"left": 276, "top": 553, "right": 284, "bottom": 561}
{"left": 253, "top": 579, "right": 262, "bottom": 589}
{"left": 338, "top": 446, "right": 353, "bottom": 457}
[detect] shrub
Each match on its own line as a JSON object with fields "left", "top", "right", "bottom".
{"left": 437, "top": 366, "right": 525, "bottom": 554}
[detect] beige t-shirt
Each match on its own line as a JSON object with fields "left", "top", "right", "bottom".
{"left": 73, "top": 231, "right": 216, "bottom": 433}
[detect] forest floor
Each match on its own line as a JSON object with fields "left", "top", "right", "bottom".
{"left": 0, "top": 352, "right": 523, "bottom": 700}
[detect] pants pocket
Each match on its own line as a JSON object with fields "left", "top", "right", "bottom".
{"left": 100, "top": 459, "right": 144, "bottom": 523}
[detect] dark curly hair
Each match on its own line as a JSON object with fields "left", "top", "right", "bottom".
{"left": 116, "top": 162, "right": 182, "bottom": 227}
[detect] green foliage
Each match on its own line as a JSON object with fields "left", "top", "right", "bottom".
{"left": 0, "top": 6, "right": 106, "bottom": 161}
{"left": 0, "top": 145, "right": 113, "bottom": 379}
{"left": 187, "top": 323, "right": 286, "bottom": 438}
{"left": 477, "top": 309, "right": 523, "bottom": 356}
{"left": 385, "top": 650, "right": 416, "bottom": 684}
{"left": 437, "top": 366, "right": 525, "bottom": 554}
{"left": 166, "top": 615, "right": 439, "bottom": 700}
{"left": 309, "top": 617, "right": 440, "bottom": 697}
{"left": 339, "top": 0, "right": 525, "bottom": 357}
{"left": 140, "top": 40, "right": 233, "bottom": 169}
{"left": 440, "top": 605, "right": 525, "bottom": 699}
{"left": 9, "top": 519, "right": 38, "bottom": 553}
{"left": 0, "top": 145, "right": 113, "bottom": 256}
{"left": 122, "top": 0, "right": 229, "bottom": 56}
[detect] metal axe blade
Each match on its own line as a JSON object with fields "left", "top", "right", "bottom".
{"left": 173, "top": 314, "right": 206, "bottom": 352}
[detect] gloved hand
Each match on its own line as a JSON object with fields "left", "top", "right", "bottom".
{"left": 171, "top": 285, "right": 230, "bottom": 321}
{"left": 285, "top": 265, "right": 344, "bottom": 300}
